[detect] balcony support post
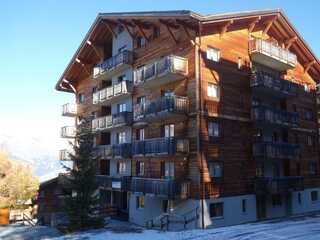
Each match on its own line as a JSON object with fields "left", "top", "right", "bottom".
{"left": 101, "top": 20, "right": 117, "bottom": 38}
{"left": 304, "top": 60, "right": 316, "bottom": 73}
{"left": 160, "top": 20, "right": 178, "bottom": 44}
{"left": 285, "top": 36, "right": 297, "bottom": 50}
{"left": 248, "top": 17, "right": 261, "bottom": 34}
{"left": 220, "top": 20, "right": 233, "bottom": 38}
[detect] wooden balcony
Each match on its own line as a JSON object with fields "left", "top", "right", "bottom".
{"left": 134, "top": 55, "right": 188, "bottom": 88}
{"left": 93, "top": 50, "right": 133, "bottom": 81}
{"left": 60, "top": 126, "right": 76, "bottom": 138}
{"left": 255, "top": 176, "right": 304, "bottom": 194}
{"left": 249, "top": 38, "right": 297, "bottom": 71}
{"left": 96, "top": 175, "right": 129, "bottom": 191}
{"left": 253, "top": 142, "right": 300, "bottom": 160}
{"left": 62, "top": 103, "right": 77, "bottom": 117}
{"left": 93, "top": 81, "right": 132, "bottom": 105}
{"left": 134, "top": 96, "right": 189, "bottom": 122}
{"left": 92, "top": 112, "right": 132, "bottom": 132}
{"left": 251, "top": 71, "right": 298, "bottom": 98}
{"left": 127, "top": 177, "right": 190, "bottom": 200}
{"left": 59, "top": 149, "right": 73, "bottom": 161}
{"left": 132, "top": 137, "right": 189, "bottom": 156}
{"left": 252, "top": 105, "right": 299, "bottom": 127}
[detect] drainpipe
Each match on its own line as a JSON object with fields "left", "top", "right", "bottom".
{"left": 195, "top": 21, "right": 204, "bottom": 229}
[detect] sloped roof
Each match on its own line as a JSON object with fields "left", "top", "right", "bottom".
{"left": 56, "top": 9, "right": 320, "bottom": 92}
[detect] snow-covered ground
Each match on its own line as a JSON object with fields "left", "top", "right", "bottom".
{"left": 1, "top": 214, "right": 320, "bottom": 240}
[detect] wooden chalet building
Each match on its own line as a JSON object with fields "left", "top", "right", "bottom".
{"left": 56, "top": 9, "right": 320, "bottom": 229}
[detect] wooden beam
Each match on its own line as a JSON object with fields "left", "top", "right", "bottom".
{"left": 159, "top": 20, "right": 178, "bottom": 44}
{"left": 159, "top": 19, "right": 179, "bottom": 29}
{"left": 263, "top": 15, "right": 278, "bottom": 37}
{"left": 132, "top": 20, "right": 150, "bottom": 42}
{"left": 86, "top": 40, "right": 104, "bottom": 61}
{"left": 117, "top": 19, "right": 135, "bottom": 38}
{"left": 75, "top": 58, "right": 91, "bottom": 75}
{"left": 248, "top": 17, "right": 261, "bottom": 34}
{"left": 220, "top": 20, "right": 233, "bottom": 38}
{"left": 101, "top": 20, "right": 117, "bottom": 38}
{"left": 304, "top": 60, "right": 316, "bottom": 73}
{"left": 175, "top": 19, "right": 198, "bottom": 32}
{"left": 285, "top": 36, "right": 298, "bottom": 50}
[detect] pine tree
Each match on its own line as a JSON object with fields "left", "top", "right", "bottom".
{"left": 62, "top": 118, "right": 104, "bottom": 231}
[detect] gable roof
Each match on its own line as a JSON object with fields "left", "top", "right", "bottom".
{"left": 56, "top": 9, "right": 320, "bottom": 92}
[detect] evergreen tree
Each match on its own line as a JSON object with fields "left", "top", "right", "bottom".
{"left": 62, "top": 118, "right": 104, "bottom": 231}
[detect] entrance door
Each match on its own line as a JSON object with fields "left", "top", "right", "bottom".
{"left": 122, "top": 192, "right": 128, "bottom": 211}
{"left": 256, "top": 195, "right": 266, "bottom": 220}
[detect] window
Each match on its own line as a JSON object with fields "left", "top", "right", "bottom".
{"left": 136, "top": 196, "right": 144, "bottom": 209}
{"left": 136, "top": 128, "right": 145, "bottom": 141}
{"left": 137, "top": 36, "right": 146, "bottom": 48}
{"left": 165, "top": 162, "right": 175, "bottom": 178}
{"left": 256, "top": 163, "right": 264, "bottom": 177}
{"left": 307, "top": 135, "right": 313, "bottom": 146}
{"left": 209, "top": 162, "right": 223, "bottom": 178}
{"left": 272, "top": 194, "right": 282, "bottom": 206}
{"left": 303, "top": 108, "right": 313, "bottom": 121}
{"left": 311, "top": 191, "right": 318, "bottom": 202}
{"left": 136, "top": 161, "right": 145, "bottom": 176}
{"left": 137, "top": 96, "right": 146, "bottom": 111}
{"left": 153, "top": 26, "right": 160, "bottom": 39}
{"left": 304, "top": 84, "right": 310, "bottom": 92}
{"left": 209, "top": 202, "right": 223, "bottom": 218}
{"left": 78, "top": 93, "right": 85, "bottom": 104}
{"left": 309, "top": 162, "right": 317, "bottom": 175}
{"left": 238, "top": 57, "right": 243, "bottom": 69}
{"left": 117, "top": 161, "right": 126, "bottom": 174}
{"left": 117, "top": 103, "right": 127, "bottom": 113}
{"left": 92, "top": 87, "right": 97, "bottom": 94}
{"left": 163, "top": 124, "right": 175, "bottom": 138}
{"left": 298, "top": 192, "right": 302, "bottom": 204}
{"left": 162, "top": 90, "right": 175, "bottom": 97}
{"left": 162, "top": 200, "right": 168, "bottom": 213}
{"left": 118, "top": 74, "right": 127, "bottom": 83}
{"left": 117, "top": 131, "right": 126, "bottom": 144}
{"left": 242, "top": 199, "right": 247, "bottom": 213}
{"left": 208, "top": 121, "right": 219, "bottom": 137}
{"left": 206, "top": 47, "right": 220, "bottom": 62}
{"left": 117, "top": 25, "right": 124, "bottom": 34}
{"left": 208, "top": 83, "right": 219, "bottom": 98}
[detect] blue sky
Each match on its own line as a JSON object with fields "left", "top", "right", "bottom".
{"left": 0, "top": 0, "right": 319, "bottom": 166}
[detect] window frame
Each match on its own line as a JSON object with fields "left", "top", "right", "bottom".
{"left": 311, "top": 191, "right": 318, "bottom": 202}
{"left": 208, "top": 121, "right": 219, "bottom": 138}
{"left": 78, "top": 92, "right": 85, "bottom": 104}
{"left": 209, "top": 162, "right": 223, "bottom": 178}
{"left": 206, "top": 47, "right": 220, "bottom": 62}
{"left": 136, "top": 196, "right": 145, "bottom": 209}
{"left": 207, "top": 82, "right": 219, "bottom": 98}
{"left": 209, "top": 202, "right": 224, "bottom": 218}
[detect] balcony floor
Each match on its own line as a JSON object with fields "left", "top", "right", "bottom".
{"left": 94, "top": 63, "right": 131, "bottom": 81}
{"left": 251, "top": 52, "right": 295, "bottom": 71}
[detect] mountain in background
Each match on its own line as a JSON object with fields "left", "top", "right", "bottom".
{"left": 0, "top": 133, "right": 64, "bottom": 181}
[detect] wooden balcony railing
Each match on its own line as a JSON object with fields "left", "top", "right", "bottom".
{"left": 62, "top": 103, "right": 77, "bottom": 117}
{"left": 252, "top": 105, "right": 299, "bottom": 127}
{"left": 255, "top": 176, "right": 304, "bottom": 194}
{"left": 92, "top": 112, "right": 132, "bottom": 131}
{"left": 127, "top": 177, "right": 190, "bottom": 200}
{"left": 134, "top": 55, "right": 188, "bottom": 87}
{"left": 93, "top": 50, "right": 133, "bottom": 80}
{"left": 251, "top": 71, "right": 298, "bottom": 96}
{"left": 134, "top": 96, "right": 189, "bottom": 121}
{"left": 253, "top": 142, "right": 300, "bottom": 160}
{"left": 93, "top": 81, "right": 132, "bottom": 105}
{"left": 60, "top": 126, "right": 76, "bottom": 138}
{"left": 132, "top": 137, "right": 189, "bottom": 156}
{"left": 249, "top": 38, "right": 297, "bottom": 70}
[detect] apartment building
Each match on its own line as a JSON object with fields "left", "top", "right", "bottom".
{"left": 56, "top": 9, "right": 320, "bottom": 229}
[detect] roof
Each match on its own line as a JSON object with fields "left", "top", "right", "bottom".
{"left": 56, "top": 9, "right": 320, "bottom": 92}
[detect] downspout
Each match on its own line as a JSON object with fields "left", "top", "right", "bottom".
{"left": 195, "top": 21, "right": 204, "bottom": 229}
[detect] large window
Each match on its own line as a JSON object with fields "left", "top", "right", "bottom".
{"left": 136, "top": 161, "right": 145, "bottom": 176}
{"left": 117, "top": 161, "right": 126, "bottom": 174}
{"left": 137, "top": 96, "right": 146, "bottom": 111}
{"left": 209, "top": 202, "right": 223, "bottom": 218}
{"left": 117, "top": 103, "right": 127, "bottom": 113}
{"left": 78, "top": 93, "right": 85, "bottom": 104}
{"left": 137, "top": 36, "right": 146, "bottom": 48}
{"left": 207, "top": 47, "right": 220, "bottom": 62}
{"left": 163, "top": 124, "right": 175, "bottom": 138}
{"left": 165, "top": 162, "right": 175, "bottom": 178}
{"left": 309, "top": 162, "right": 317, "bottom": 176}
{"left": 208, "top": 83, "right": 219, "bottom": 98}
{"left": 136, "top": 128, "right": 145, "bottom": 141}
{"left": 117, "top": 131, "right": 126, "bottom": 144}
{"left": 208, "top": 121, "right": 219, "bottom": 137}
{"left": 209, "top": 162, "right": 223, "bottom": 178}
{"left": 136, "top": 196, "right": 145, "bottom": 209}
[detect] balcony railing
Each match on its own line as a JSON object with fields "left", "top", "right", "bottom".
{"left": 249, "top": 38, "right": 297, "bottom": 70}
{"left": 134, "top": 55, "right": 188, "bottom": 87}
{"left": 252, "top": 105, "right": 299, "bottom": 127}
{"left": 59, "top": 149, "right": 73, "bottom": 161}
{"left": 62, "top": 103, "right": 77, "bottom": 117}
{"left": 251, "top": 71, "right": 298, "bottom": 97}
{"left": 134, "top": 96, "right": 189, "bottom": 121}
{"left": 253, "top": 142, "right": 300, "bottom": 160}
{"left": 94, "top": 145, "right": 113, "bottom": 158}
{"left": 96, "top": 175, "right": 129, "bottom": 190}
{"left": 93, "top": 50, "right": 133, "bottom": 80}
{"left": 255, "top": 176, "right": 304, "bottom": 194}
{"left": 93, "top": 81, "right": 132, "bottom": 105}
{"left": 92, "top": 112, "right": 132, "bottom": 131}
{"left": 113, "top": 143, "right": 132, "bottom": 158}
{"left": 132, "top": 137, "right": 189, "bottom": 155}
{"left": 127, "top": 177, "right": 190, "bottom": 200}
{"left": 61, "top": 126, "right": 76, "bottom": 138}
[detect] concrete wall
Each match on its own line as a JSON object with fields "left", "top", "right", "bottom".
{"left": 202, "top": 194, "right": 257, "bottom": 228}
{"left": 292, "top": 188, "right": 320, "bottom": 215}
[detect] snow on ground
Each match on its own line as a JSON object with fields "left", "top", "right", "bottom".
{"left": 1, "top": 214, "right": 320, "bottom": 240}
